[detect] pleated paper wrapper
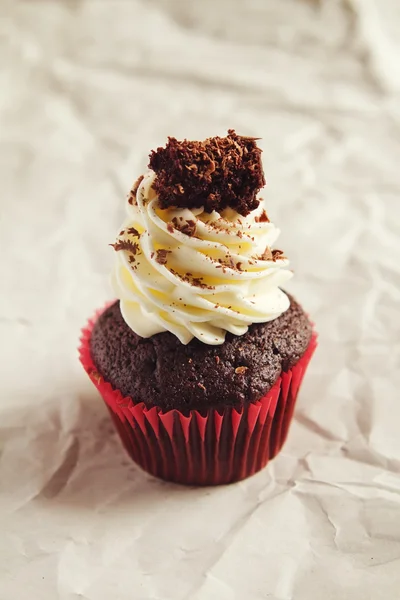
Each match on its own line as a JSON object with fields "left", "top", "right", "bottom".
{"left": 79, "top": 307, "right": 317, "bottom": 486}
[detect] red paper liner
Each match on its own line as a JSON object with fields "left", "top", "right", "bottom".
{"left": 79, "top": 306, "right": 317, "bottom": 486}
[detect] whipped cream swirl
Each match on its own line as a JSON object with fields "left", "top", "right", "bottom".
{"left": 112, "top": 171, "right": 292, "bottom": 345}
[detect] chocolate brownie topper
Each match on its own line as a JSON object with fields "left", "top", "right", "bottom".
{"left": 148, "top": 129, "right": 265, "bottom": 216}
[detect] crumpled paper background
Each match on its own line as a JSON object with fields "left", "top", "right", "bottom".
{"left": 1, "top": 1, "right": 400, "bottom": 598}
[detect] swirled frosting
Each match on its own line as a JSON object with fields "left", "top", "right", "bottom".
{"left": 111, "top": 171, "right": 292, "bottom": 345}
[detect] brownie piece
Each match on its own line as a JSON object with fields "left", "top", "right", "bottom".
{"left": 148, "top": 130, "right": 265, "bottom": 216}
{"left": 90, "top": 294, "right": 312, "bottom": 413}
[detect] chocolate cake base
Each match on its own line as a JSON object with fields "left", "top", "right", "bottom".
{"left": 90, "top": 294, "right": 312, "bottom": 412}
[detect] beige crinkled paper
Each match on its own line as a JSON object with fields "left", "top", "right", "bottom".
{"left": 1, "top": 1, "right": 400, "bottom": 599}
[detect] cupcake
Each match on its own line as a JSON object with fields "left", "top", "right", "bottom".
{"left": 80, "top": 130, "right": 317, "bottom": 485}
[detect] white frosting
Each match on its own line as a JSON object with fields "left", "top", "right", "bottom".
{"left": 112, "top": 171, "right": 292, "bottom": 345}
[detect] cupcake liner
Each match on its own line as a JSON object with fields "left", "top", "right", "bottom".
{"left": 79, "top": 306, "right": 317, "bottom": 486}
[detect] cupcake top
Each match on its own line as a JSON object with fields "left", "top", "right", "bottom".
{"left": 91, "top": 295, "right": 312, "bottom": 411}
{"left": 111, "top": 131, "right": 292, "bottom": 345}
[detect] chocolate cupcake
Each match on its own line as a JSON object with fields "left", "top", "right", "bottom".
{"left": 79, "top": 130, "right": 317, "bottom": 485}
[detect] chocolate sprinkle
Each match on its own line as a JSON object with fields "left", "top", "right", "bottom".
{"left": 148, "top": 130, "right": 265, "bottom": 216}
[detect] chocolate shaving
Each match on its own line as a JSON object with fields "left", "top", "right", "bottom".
{"left": 148, "top": 129, "right": 265, "bottom": 216}
{"left": 171, "top": 217, "right": 197, "bottom": 237}
{"left": 111, "top": 239, "right": 139, "bottom": 253}
{"left": 258, "top": 247, "right": 286, "bottom": 261}
{"left": 128, "top": 175, "right": 144, "bottom": 205}
{"left": 260, "top": 247, "right": 273, "bottom": 261}
{"left": 255, "top": 208, "right": 270, "bottom": 223}
{"left": 272, "top": 249, "right": 286, "bottom": 260}
{"left": 219, "top": 256, "right": 236, "bottom": 270}
{"left": 155, "top": 249, "right": 171, "bottom": 265}
{"left": 170, "top": 268, "right": 215, "bottom": 290}
{"left": 127, "top": 227, "right": 140, "bottom": 238}
{"left": 192, "top": 277, "right": 207, "bottom": 289}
